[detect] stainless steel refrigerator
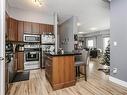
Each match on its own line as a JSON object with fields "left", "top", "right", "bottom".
{"left": 41, "top": 34, "right": 55, "bottom": 68}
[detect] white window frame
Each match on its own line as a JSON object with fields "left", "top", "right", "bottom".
{"left": 87, "top": 40, "right": 94, "bottom": 48}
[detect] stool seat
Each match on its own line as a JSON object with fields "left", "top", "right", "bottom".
{"left": 75, "top": 49, "right": 89, "bottom": 81}
{"left": 75, "top": 61, "right": 85, "bottom": 66}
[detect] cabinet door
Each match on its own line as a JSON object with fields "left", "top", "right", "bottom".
{"left": 8, "top": 18, "right": 18, "bottom": 41}
{"left": 45, "top": 57, "right": 53, "bottom": 82}
{"left": 18, "top": 21, "right": 24, "bottom": 41}
{"left": 32, "top": 23, "right": 39, "bottom": 34}
{"left": 46, "top": 25, "right": 54, "bottom": 33}
{"left": 39, "top": 24, "right": 46, "bottom": 34}
{"left": 17, "top": 52, "right": 24, "bottom": 70}
{"left": 14, "top": 53, "right": 18, "bottom": 71}
{"left": 53, "top": 57, "right": 65, "bottom": 85}
{"left": 5, "top": 13, "right": 9, "bottom": 41}
{"left": 64, "top": 56, "right": 75, "bottom": 83}
{"left": 24, "top": 22, "right": 32, "bottom": 34}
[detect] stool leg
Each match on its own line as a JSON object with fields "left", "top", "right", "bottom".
{"left": 77, "top": 66, "right": 80, "bottom": 77}
{"left": 76, "top": 67, "right": 78, "bottom": 77}
{"left": 84, "top": 65, "right": 87, "bottom": 81}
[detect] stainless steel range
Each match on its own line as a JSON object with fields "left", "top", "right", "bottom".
{"left": 24, "top": 44, "right": 40, "bottom": 70}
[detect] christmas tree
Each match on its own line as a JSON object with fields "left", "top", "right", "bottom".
{"left": 102, "top": 41, "right": 110, "bottom": 66}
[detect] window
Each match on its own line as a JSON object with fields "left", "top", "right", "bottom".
{"left": 88, "top": 40, "right": 94, "bottom": 48}
{"left": 103, "top": 37, "right": 110, "bottom": 51}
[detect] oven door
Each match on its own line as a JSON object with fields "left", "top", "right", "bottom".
{"left": 25, "top": 51, "right": 39, "bottom": 62}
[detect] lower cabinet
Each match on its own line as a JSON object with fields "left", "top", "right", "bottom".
{"left": 45, "top": 55, "right": 76, "bottom": 90}
{"left": 13, "top": 53, "right": 18, "bottom": 71}
{"left": 17, "top": 52, "right": 24, "bottom": 70}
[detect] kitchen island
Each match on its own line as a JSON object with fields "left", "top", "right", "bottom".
{"left": 44, "top": 52, "right": 79, "bottom": 90}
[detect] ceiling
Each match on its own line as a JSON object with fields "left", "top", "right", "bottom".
{"left": 7, "top": 0, "right": 110, "bottom": 33}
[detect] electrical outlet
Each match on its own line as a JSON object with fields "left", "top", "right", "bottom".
{"left": 113, "top": 41, "right": 117, "bottom": 46}
{"left": 113, "top": 68, "right": 117, "bottom": 74}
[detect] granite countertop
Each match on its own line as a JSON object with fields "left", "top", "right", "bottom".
{"left": 44, "top": 52, "right": 81, "bottom": 56}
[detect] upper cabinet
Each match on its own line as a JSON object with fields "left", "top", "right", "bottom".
{"left": 24, "top": 22, "right": 32, "bottom": 34}
{"left": 18, "top": 21, "right": 24, "bottom": 42}
{"left": 40, "top": 24, "right": 54, "bottom": 34}
{"left": 32, "top": 23, "right": 40, "bottom": 34}
{"left": 46, "top": 24, "right": 54, "bottom": 33}
{"left": 8, "top": 18, "right": 18, "bottom": 41}
{"left": 6, "top": 16, "right": 54, "bottom": 42}
{"left": 5, "top": 13, "right": 9, "bottom": 41}
{"left": 39, "top": 24, "right": 46, "bottom": 34}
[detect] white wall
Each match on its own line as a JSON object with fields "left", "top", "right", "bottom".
{"left": 6, "top": 6, "right": 54, "bottom": 25}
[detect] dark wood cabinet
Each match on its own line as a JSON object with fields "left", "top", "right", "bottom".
{"left": 40, "top": 24, "right": 54, "bottom": 34}
{"left": 45, "top": 55, "right": 75, "bottom": 90}
{"left": 32, "top": 23, "right": 40, "bottom": 34}
{"left": 46, "top": 24, "right": 54, "bottom": 33}
{"left": 7, "top": 17, "right": 54, "bottom": 41}
{"left": 18, "top": 21, "right": 24, "bottom": 41}
{"left": 14, "top": 53, "right": 18, "bottom": 71}
{"left": 5, "top": 13, "right": 9, "bottom": 41}
{"left": 8, "top": 18, "right": 18, "bottom": 41}
{"left": 5, "top": 61, "right": 8, "bottom": 93}
{"left": 24, "top": 22, "right": 32, "bottom": 34}
{"left": 39, "top": 24, "right": 46, "bottom": 34}
{"left": 17, "top": 52, "right": 24, "bottom": 70}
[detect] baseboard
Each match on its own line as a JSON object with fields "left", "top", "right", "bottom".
{"left": 109, "top": 76, "right": 127, "bottom": 88}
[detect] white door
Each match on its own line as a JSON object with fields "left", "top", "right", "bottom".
{"left": 0, "top": 0, "right": 5, "bottom": 95}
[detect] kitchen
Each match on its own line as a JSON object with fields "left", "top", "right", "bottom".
{"left": 5, "top": 0, "right": 81, "bottom": 93}
{"left": 5, "top": 13, "right": 58, "bottom": 90}
{"left": 3, "top": 0, "right": 111, "bottom": 95}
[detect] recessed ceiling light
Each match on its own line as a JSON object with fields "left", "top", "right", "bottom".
{"left": 77, "top": 23, "right": 81, "bottom": 26}
{"left": 90, "top": 27, "right": 97, "bottom": 31}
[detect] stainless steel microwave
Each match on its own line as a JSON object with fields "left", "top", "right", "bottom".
{"left": 24, "top": 34, "right": 40, "bottom": 42}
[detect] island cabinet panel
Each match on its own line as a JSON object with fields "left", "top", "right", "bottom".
{"left": 45, "top": 55, "right": 76, "bottom": 90}
{"left": 64, "top": 56, "right": 75, "bottom": 86}
{"left": 18, "top": 21, "right": 24, "bottom": 41}
{"left": 53, "top": 57, "right": 65, "bottom": 88}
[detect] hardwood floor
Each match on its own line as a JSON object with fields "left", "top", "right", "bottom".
{"left": 7, "top": 60, "right": 127, "bottom": 95}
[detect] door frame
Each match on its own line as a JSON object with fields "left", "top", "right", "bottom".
{"left": 0, "top": 0, "right": 5, "bottom": 95}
